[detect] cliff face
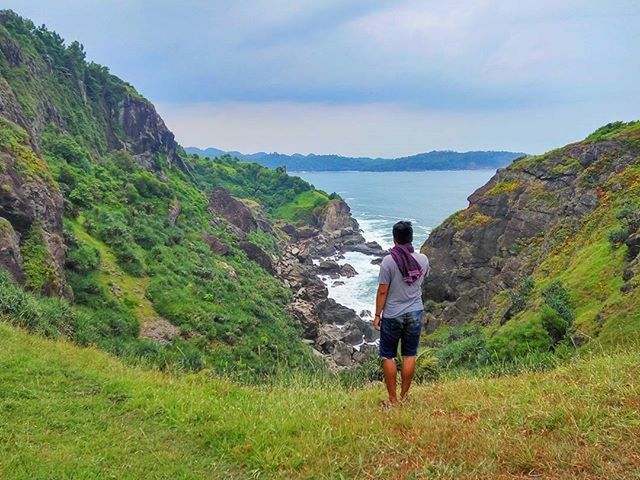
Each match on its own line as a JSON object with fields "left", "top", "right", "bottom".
{"left": 0, "top": 11, "right": 184, "bottom": 172}
{"left": 116, "top": 92, "right": 187, "bottom": 173}
{"left": 0, "top": 117, "right": 67, "bottom": 295}
{"left": 0, "top": 10, "right": 188, "bottom": 294}
{"left": 422, "top": 122, "right": 640, "bottom": 342}
{"left": 0, "top": 10, "right": 380, "bottom": 373}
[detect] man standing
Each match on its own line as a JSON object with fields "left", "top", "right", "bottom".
{"left": 373, "top": 221, "right": 430, "bottom": 408}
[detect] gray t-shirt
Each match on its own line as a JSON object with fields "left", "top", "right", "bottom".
{"left": 378, "top": 252, "right": 430, "bottom": 318}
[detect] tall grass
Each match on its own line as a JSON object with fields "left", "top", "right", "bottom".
{"left": 1, "top": 321, "right": 639, "bottom": 479}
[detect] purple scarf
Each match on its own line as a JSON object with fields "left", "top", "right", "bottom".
{"left": 390, "top": 243, "right": 423, "bottom": 285}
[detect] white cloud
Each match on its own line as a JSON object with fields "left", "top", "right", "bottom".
{"left": 7, "top": 0, "right": 640, "bottom": 156}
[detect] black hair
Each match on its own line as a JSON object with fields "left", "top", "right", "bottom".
{"left": 392, "top": 221, "right": 413, "bottom": 244}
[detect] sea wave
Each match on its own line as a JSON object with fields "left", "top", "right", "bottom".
{"left": 321, "top": 213, "right": 434, "bottom": 316}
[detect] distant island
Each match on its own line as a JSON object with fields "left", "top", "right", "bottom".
{"left": 185, "top": 146, "right": 527, "bottom": 172}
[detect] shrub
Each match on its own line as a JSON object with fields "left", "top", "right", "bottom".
{"left": 539, "top": 305, "right": 569, "bottom": 345}
{"left": 133, "top": 171, "right": 172, "bottom": 199}
{"left": 20, "top": 222, "right": 60, "bottom": 295}
{"left": 66, "top": 243, "right": 101, "bottom": 273}
{"left": 609, "top": 228, "right": 629, "bottom": 247}
{"left": 43, "top": 134, "right": 92, "bottom": 171}
{"left": 486, "top": 179, "right": 520, "bottom": 196}
{"left": 586, "top": 121, "right": 640, "bottom": 142}
{"left": 542, "top": 281, "right": 574, "bottom": 325}
{"left": 487, "top": 317, "right": 552, "bottom": 362}
{"left": 114, "top": 244, "right": 146, "bottom": 276}
{"left": 414, "top": 350, "right": 440, "bottom": 383}
{"left": 509, "top": 276, "right": 535, "bottom": 313}
{"left": 108, "top": 150, "right": 137, "bottom": 173}
{"left": 437, "top": 327, "right": 489, "bottom": 369}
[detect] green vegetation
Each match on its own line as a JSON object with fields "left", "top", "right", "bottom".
{"left": 448, "top": 207, "right": 494, "bottom": 229}
{"left": 1, "top": 322, "right": 639, "bottom": 479}
{"left": 274, "top": 189, "right": 330, "bottom": 223}
{"left": 485, "top": 179, "right": 520, "bottom": 196}
{"left": 189, "top": 154, "right": 327, "bottom": 217}
{"left": 0, "top": 117, "right": 53, "bottom": 184}
{"left": 0, "top": 11, "right": 334, "bottom": 379}
{"left": 20, "top": 222, "right": 60, "bottom": 294}
{"left": 586, "top": 120, "right": 640, "bottom": 142}
{"left": 40, "top": 137, "right": 324, "bottom": 379}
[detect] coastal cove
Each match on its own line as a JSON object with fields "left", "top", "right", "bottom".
{"left": 294, "top": 170, "right": 496, "bottom": 314}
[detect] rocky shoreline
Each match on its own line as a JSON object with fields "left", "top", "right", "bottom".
{"left": 275, "top": 200, "right": 386, "bottom": 368}
{"left": 207, "top": 187, "right": 386, "bottom": 368}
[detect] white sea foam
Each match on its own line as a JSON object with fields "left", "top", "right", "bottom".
{"left": 321, "top": 215, "right": 432, "bottom": 317}
{"left": 323, "top": 251, "right": 380, "bottom": 317}
{"left": 297, "top": 170, "right": 495, "bottom": 317}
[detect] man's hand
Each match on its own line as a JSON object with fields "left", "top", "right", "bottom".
{"left": 374, "top": 284, "right": 389, "bottom": 331}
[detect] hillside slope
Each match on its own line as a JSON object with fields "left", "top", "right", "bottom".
{"left": 186, "top": 146, "right": 525, "bottom": 172}
{"left": 0, "top": 10, "right": 377, "bottom": 377}
{"left": 422, "top": 121, "right": 640, "bottom": 366}
{"left": 1, "top": 321, "right": 639, "bottom": 479}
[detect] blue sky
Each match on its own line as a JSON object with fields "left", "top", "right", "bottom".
{"left": 7, "top": 0, "right": 640, "bottom": 156}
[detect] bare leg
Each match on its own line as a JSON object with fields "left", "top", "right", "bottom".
{"left": 400, "top": 355, "right": 416, "bottom": 400}
{"left": 382, "top": 358, "right": 398, "bottom": 404}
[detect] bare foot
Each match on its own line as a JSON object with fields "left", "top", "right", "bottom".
{"left": 381, "top": 399, "right": 398, "bottom": 410}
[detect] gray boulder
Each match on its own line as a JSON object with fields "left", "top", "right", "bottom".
{"left": 339, "top": 263, "right": 358, "bottom": 278}
{"left": 202, "top": 233, "right": 229, "bottom": 256}
{"left": 332, "top": 342, "right": 353, "bottom": 367}
{"left": 208, "top": 187, "right": 258, "bottom": 233}
{"left": 239, "top": 240, "right": 273, "bottom": 273}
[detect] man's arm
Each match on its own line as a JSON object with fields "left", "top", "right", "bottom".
{"left": 373, "top": 283, "right": 389, "bottom": 331}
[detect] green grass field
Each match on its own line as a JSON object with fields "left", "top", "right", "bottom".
{"left": 1, "top": 321, "right": 639, "bottom": 479}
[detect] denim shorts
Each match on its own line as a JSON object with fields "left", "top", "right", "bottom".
{"left": 379, "top": 310, "right": 423, "bottom": 359}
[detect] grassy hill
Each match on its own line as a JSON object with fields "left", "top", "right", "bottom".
{"left": 420, "top": 121, "right": 640, "bottom": 376}
{"left": 1, "top": 321, "right": 639, "bottom": 479}
{"left": 0, "top": 10, "right": 338, "bottom": 379}
{"left": 2, "top": 9, "right": 640, "bottom": 478}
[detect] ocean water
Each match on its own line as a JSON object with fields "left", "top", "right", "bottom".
{"left": 294, "top": 170, "right": 496, "bottom": 316}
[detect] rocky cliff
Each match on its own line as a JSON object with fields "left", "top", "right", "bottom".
{"left": 207, "top": 185, "right": 381, "bottom": 367}
{"left": 0, "top": 11, "right": 184, "bottom": 171}
{"left": 0, "top": 118, "right": 68, "bottom": 295}
{"left": 0, "top": 10, "right": 387, "bottom": 376}
{"left": 0, "top": 10, "right": 191, "bottom": 295}
{"left": 422, "top": 121, "right": 640, "bottom": 345}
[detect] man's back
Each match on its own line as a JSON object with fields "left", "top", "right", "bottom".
{"left": 378, "top": 252, "right": 429, "bottom": 318}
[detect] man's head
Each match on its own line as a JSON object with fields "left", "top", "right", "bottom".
{"left": 392, "top": 221, "right": 413, "bottom": 245}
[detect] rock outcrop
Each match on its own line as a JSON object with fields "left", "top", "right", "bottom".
{"left": 317, "top": 199, "right": 359, "bottom": 234}
{"left": 0, "top": 217, "right": 24, "bottom": 283}
{"left": 270, "top": 198, "right": 386, "bottom": 368}
{"left": 422, "top": 135, "right": 640, "bottom": 331}
{"left": 116, "top": 93, "right": 188, "bottom": 173}
{"left": 239, "top": 240, "right": 274, "bottom": 273}
{"left": 0, "top": 126, "right": 68, "bottom": 296}
{"left": 209, "top": 187, "right": 260, "bottom": 233}
{"left": 0, "top": 11, "right": 189, "bottom": 176}
{"left": 202, "top": 233, "right": 230, "bottom": 256}
{"left": 166, "top": 199, "right": 181, "bottom": 226}
{"left": 275, "top": 238, "right": 378, "bottom": 368}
